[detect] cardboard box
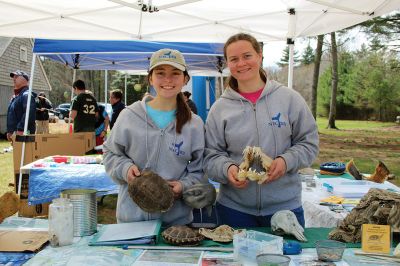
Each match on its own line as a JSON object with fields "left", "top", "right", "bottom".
{"left": 13, "top": 132, "right": 95, "bottom": 173}
{"left": 18, "top": 200, "right": 49, "bottom": 218}
{"left": 12, "top": 132, "right": 94, "bottom": 217}
{"left": 14, "top": 173, "right": 50, "bottom": 217}
{"left": 0, "top": 230, "right": 49, "bottom": 252}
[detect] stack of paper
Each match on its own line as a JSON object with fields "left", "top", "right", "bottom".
{"left": 89, "top": 219, "right": 161, "bottom": 246}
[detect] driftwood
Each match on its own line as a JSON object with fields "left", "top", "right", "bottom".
{"left": 329, "top": 188, "right": 400, "bottom": 243}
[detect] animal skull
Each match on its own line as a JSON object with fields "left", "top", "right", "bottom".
{"left": 237, "top": 146, "right": 273, "bottom": 184}
{"left": 271, "top": 210, "right": 307, "bottom": 242}
{"left": 183, "top": 183, "right": 216, "bottom": 214}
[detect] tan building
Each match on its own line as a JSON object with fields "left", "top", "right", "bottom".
{"left": 0, "top": 37, "right": 51, "bottom": 134}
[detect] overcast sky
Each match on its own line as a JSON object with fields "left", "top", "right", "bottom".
{"left": 263, "top": 28, "right": 370, "bottom": 68}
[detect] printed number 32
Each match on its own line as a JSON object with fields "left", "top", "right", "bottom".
{"left": 83, "top": 104, "right": 95, "bottom": 114}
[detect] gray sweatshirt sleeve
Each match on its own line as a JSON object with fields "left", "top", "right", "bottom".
{"left": 179, "top": 118, "right": 206, "bottom": 191}
{"left": 103, "top": 123, "right": 134, "bottom": 185}
{"left": 204, "top": 107, "right": 237, "bottom": 184}
{"left": 279, "top": 93, "right": 319, "bottom": 173}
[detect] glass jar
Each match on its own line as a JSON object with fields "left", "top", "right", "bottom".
{"left": 305, "top": 175, "right": 316, "bottom": 188}
{"left": 48, "top": 198, "right": 74, "bottom": 247}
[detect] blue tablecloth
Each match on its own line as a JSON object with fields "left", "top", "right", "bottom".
{"left": 28, "top": 164, "right": 118, "bottom": 205}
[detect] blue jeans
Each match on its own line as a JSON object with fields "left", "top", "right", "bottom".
{"left": 216, "top": 202, "right": 305, "bottom": 228}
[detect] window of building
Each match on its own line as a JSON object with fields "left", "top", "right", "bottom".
{"left": 20, "top": 46, "right": 28, "bottom": 62}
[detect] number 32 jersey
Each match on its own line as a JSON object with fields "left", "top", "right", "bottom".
{"left": 71, "top": 92, "right": 98, "bottom": 132}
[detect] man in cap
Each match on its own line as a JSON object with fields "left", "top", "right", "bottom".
{"left": 7, "top": 70, "right": 36, "bottom": 142}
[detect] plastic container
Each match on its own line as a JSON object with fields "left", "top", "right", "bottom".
{"left": 234, "top": 230, "right": 283, "bottom": 265}
{"left": 256, "top": 254, "right": 291, "bottom": 266}
{"left": 52, "top": 156, "right": 69, "bottom": 163}
{"left": 304, "top": 175, "right": 317, "bottom": 187}
{"left": 320, "top": 162, "right": 346, "bottom": 174}
{"left": 48, "top": 198, "right": 74, "bottom": 247}
{"left": 71, "top": 156, "right": 101, "bottom": 164}
{"left": 316, "top": 240, "right": 346, "bottom": 262}
{"left": 61, "top": 189, "right": 97, "bottom": 236}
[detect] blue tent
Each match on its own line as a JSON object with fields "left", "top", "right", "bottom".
{"left": 33, "top": 39, "right": 224, "bottom": 72}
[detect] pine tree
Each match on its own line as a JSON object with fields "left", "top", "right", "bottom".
{"left": 369, "top": 37, "right": 384, "bottom": 51}
{"left": 301, "top": 42, "right": 315, "bottom": 65}
{"left": 277, "top": 46, "right": 299, "bottom": 67}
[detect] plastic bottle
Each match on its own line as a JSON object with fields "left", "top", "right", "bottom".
{"left": 48, "top": 198, "right": 74, "bottom": 247}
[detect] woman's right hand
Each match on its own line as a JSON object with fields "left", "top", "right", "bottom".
{"left": 227, "top": 164, "right": 248, "bottom": 189}
{"left": 126, "top": 164, "right": 141, "bottom": 183}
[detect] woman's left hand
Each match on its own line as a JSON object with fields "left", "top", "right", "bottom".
{"left": 168, "top": 181, "right": 183, "bottom": 199}
{"left": 264, "top": 157, "right": 287, "bottom": 184}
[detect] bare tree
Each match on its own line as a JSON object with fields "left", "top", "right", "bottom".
{"left": 311, "top": 35, "right": 324, "bottom": 119}
{"left": 327, "top": 32, "right": 339, "bottom": 129}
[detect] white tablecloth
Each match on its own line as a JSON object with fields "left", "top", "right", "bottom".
{"left": 302, "top": 180, "right": 348, "bottom": 228}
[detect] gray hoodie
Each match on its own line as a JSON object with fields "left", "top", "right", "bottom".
{"left": 204, "top": 80, "right": 319, "bottom": 216}
{"left": 103, "top": 99, "right": 205, "bottom": 226}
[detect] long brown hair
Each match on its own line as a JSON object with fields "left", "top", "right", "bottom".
{"left": 147, "top": 70, "right": 192, "bottom": 134}
{"left": 223, "top": 33, "right": 267, "bottom": 91}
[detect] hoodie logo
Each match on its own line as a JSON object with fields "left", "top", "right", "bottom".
{"left": 169, "top": 140, "right": 185, "bottom": 156}
{"left": 269, "top": 112, "right": 287, "bottom": 128}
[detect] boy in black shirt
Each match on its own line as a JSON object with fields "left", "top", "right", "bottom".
{"left": 70, "top": 80, "right": 98, "bottom": 133}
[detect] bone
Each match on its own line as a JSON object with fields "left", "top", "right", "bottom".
{"left": 271, "top": 210, "right": 307, "bottom": 242}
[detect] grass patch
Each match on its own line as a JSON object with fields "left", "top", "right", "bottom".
{"left": 317, "top": 118, "right": 396, "bottom": 131}
{"left": 0, "top": 141, "right": 14, "bottom": 195}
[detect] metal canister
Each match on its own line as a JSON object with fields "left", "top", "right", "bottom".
{"left": 61, "top": 189, "right": 97, "bottom": 236}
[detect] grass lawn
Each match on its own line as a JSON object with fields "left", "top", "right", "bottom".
{"left": 0, "top": 118, "right": 399, "bottom": 224}
{"left": 315, "top": 118, "right": 400, "bottom": 186}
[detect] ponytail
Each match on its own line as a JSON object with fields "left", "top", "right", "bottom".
{"left": 176, "top": 91, "right": 192, "bottom": 134}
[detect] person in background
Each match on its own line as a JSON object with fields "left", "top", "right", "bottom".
{"left": 204, "top": 33, "right": 319, "bottom": 228}
{"left": 70, "top": 79, "right": 98, "bottom": 133}
{"left": 109, "top": 89, "right": 125, "bottom": 130}
{"left": 7, "top": 70, "right": 36, "bottom": 142}
{"left": 103, "top": 48, "right": 205, "bottom": 226}
{"left": 35, "top": 92, "right": 52, "bottom": 134}
{"left": 183, "top": 91, "right": 198, "bottom": 114}
{"left": 95, "top": 104, "right": 110, "bottom": 153}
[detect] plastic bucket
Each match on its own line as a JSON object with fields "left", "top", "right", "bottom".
{"left": 61, "top": 189, "right": 97, "bottom": 236}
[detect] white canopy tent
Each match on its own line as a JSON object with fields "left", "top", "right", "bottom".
{"left": 0, "top": 0, "right": 398, "bottom": 42}
{"left": 0, "top": 0, "right": 399, "bottom": 87}
{"left": 2, "top": 0, "right": 399, "bottom": 194}
{"left": 1, "top": 0, "right": 399, "bottom": 87}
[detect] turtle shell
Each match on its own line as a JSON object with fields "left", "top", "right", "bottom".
{"left": 199, "top": 224, "right": 236, "bottom": 242}
{"left": 162, "top": 225, "right": 204, "bottom": 246}
{"left": 128, "top": 170, "right": 174, "bottom": 213}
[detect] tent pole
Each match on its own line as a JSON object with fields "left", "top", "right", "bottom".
{"left": 287, "top": 8, "right": 296, "bottom": 89}
{"left": 124, "top": 74, "right": 127, "bottom": 104}
{"left": 17, "top": 54, "right": 36, "bottom": 195}
{"left": 287, "top": 38, "right": 295, "bottom": 89}
{"left": 68, "top": 69, "right": 76, "bottom": 133}
{"left": 105, "top": 70, "right": 108, "bottom": 103}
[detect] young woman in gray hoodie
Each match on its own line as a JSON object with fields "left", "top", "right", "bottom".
{"left": 204, "top": 33, "right": 319, "bottom": 227}
{"left": 103, "top": 49, "right": 205, "bottom": 226}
